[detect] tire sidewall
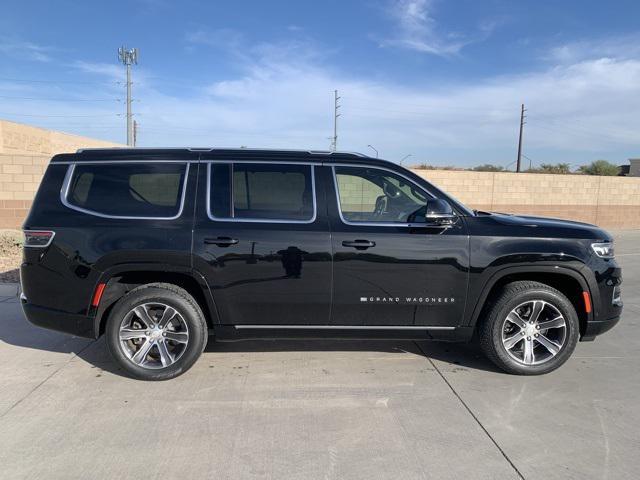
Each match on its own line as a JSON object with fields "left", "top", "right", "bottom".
{"left": 489, "top": 287, "right": 579, "bottom": 375}
{"left": 106, "top": 287, "right": 206, "bottom": 381}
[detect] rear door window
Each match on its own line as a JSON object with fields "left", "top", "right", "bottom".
{"left": 209, "top": 163, "right": 315, "bottom": 222}
{"left": 64, "top": 162, "right": 188, "bottom": 218}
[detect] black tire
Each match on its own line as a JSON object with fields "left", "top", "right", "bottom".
{"left": 479, "top": 281, "right": 580, "bottom": 375}
{"left": 106, "top": 283, "right": 208, "bottom": 380}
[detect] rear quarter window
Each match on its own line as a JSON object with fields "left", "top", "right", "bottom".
{"left": 63, "top": 162, "right": 188, "bottom": 218}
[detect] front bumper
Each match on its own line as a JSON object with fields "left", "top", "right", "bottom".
{"left": 580, "top": 255, "right": 623, "bottom": 341}
{"left": 581, "top": 314, "right": 621, "bottom": 341}
{"left": 21, "top": 297, "right": 95, "bottom": 339}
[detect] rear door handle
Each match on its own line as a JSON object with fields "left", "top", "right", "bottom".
{"left": 342, "top": 239, "right": 376, "bottom": 250}
{"left": 204, "top": 237, "right": 239, "bottom": 247}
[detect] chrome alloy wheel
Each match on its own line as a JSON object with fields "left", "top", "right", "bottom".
{"left": 501, "top": 300, "right": 567, "bottom": 366}
{"left": 118, "top": 303, "right": 189, "bottom": 369}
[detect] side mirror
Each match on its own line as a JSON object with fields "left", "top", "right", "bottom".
{"left": 408, "top": 199, "right": 457, "bottom": 226}
{"left": 426, "top": 198, "right": 454, "bottom": 217}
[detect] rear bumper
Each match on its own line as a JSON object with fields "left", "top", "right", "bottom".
{"left": 581, "top": 315, "right": 621, "bottom": 341}
{"left": 21, "top": 298, "right": 95, "bottom": 339}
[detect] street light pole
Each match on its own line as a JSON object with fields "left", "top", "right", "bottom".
{"left": 400, "top": 154, "right": 412, "bottom": 166}
{"left": 367, "top": 144, "right": 378, "bottom": 158}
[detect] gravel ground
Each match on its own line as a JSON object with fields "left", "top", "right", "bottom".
{"left": 0, "top": 230, "right": 21, "bottom": 283}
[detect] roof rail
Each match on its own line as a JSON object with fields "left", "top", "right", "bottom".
{"left": 74, "top": 147, "right": 370, "bottom": 157}
{"left": 76, "top": 147, "right": 192, "bottom": 153}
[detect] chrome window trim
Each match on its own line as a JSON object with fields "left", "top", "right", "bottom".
{"left": 60, "top": 162, "right": 190, "bottom": 220}
{"left": 203, "top": 159, "right": 318, "bottom": 166}
{"left": 234, "top": 324, "right": 455, "bottom": 330}
{"left": 206, "top": 162, "right": 318, "bottom": 224}
{"left": 330, "top": 164, "right": 440, "bottom": 228}
{"left": 55, "top": 160, "right": 196, "bottom": 165}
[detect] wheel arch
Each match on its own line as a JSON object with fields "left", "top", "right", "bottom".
{"left": 92, "top": 265, "right": 220, "bottom": 338}
{"left": 468, "top": 266, "right": 594, "bottom": 338}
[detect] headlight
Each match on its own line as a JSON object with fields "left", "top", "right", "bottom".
{"left": 591, "top": 242, "right": 614, "bottom": 259}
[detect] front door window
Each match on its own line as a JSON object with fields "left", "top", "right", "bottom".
{"left": 334, "top": 166, "right": 429, "bottom": 224}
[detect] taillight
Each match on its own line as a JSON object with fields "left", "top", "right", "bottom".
{"left": 23, "top": 230, "right": 55, "bottom": 248}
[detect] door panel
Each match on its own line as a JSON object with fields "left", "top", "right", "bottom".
{"left": 193, "top": 160, "right": 332, "bottom": 325}
{"left": 328, "top": 165, "right": 470, "bottom": 327}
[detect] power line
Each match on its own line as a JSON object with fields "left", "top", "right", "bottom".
{"left": 343, "top": 96, "right": 515, "bottom": 112}
{"left": 0, "top": 76, "right": 117, "bottom": 85}
{"left": 0, "top": 112, "right": 120, "bottom": 118}
{"left": 521, "top": 154, "right": 536, "bottom": 170}
{"left": 0, "top": 95, "right": 118, "bottom": 102}
{"left": 527, "top": 119, "right": 633, "bottom": 144}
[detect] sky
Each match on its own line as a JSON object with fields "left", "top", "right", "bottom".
{"left": 1, "top": 0, "right": 639, "bottom": 168}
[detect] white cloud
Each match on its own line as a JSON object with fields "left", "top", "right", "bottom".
{"left": 72, "top": 61, "right": 153, "bottom": 89}
{"left": 546, "top": 33, "right": 640, "bottom": 64}
{"left": 74, "top": 61, "right": 124, "bottom": 82}
{"left": 2, "top": 34, "right": 639, "bottom": 167}
{"left": 127, "top": 39, "right": 640, "bottom": 167}
{"left": 380, "top": 0, "right": 494, "bottom": 56}
{"left": 0, "top": 38, "right": 53, "bottom": 62}
{"left": 185, "top": 28, "right": 244, "bottom": 52}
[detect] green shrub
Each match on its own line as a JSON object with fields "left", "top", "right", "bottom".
{"left": 578, "top": 160, "right": 620, "bottom": 176}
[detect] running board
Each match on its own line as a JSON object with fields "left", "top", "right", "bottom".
{"left": 233, "top": 325, "right": 455, "bottom": 330}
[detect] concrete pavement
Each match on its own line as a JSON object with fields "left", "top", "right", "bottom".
{"left": 0, "top": 231, "right": 639, "bottom": 479}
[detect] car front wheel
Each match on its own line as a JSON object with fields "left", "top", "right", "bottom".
{"left": 479, "top": 280, "right": 580, "bottom": 375}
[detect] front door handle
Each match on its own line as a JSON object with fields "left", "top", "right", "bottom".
{"left": 342, "top": 239, "right": 376, "bottom": 250}
{"left": 204, "top": 237, "right": 239, "bottom": 247}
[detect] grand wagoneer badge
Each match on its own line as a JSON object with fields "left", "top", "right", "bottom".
{"left": 360, "top": 296, "right": 456, "bottom": 304}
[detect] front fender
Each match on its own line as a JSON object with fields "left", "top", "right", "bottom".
{"left": 465, "top": 264, "right": 595, "bottom": 328}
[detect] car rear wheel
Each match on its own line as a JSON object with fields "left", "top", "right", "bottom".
{"left": 479, "top": 281, "right": 580, "bottom": 375}
{"left": 106, "top": 283, "right": 207, "bottom": 380}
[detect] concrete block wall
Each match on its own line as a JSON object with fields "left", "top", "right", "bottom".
{"left": 0, "top": 119, "right": 123, "bottom": 229}
{"left": 416, "top": 170, "right": 640, "bottom": 228}
{"left": 1, "top": 156, "right": 640, "bottom": 229}
{"left": 0, "top": 155, "right": 50, "bottom": 229}
{"left": 0, "top": 119, "right": 122, "bottom": 156}
{"left": 336, "top": 173, "right": 381, "bottom": 212}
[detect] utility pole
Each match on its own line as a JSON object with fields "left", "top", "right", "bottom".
{"left": 133, "top": 120, "right": 138, "bottom": 147}
{"left": 516, "top": 103, "right": 526, "bottom": 172}
{"left": 118, "top": 46, "right": 139, "bottom": 146}
{"left": 331, "top": 90, "right": 341, "bottom": 151}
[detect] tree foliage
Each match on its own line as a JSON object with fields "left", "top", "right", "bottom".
{"left": 526, "top": 163, "right": 572, "bottom": 174}
{"left": 472, "top": 164, "right": 505, "bottom": 172}
{"left": 578, "top": 160, "right": 620, "bottom": 176}
{"left": 414, "top": 164, "right": 463, "bottom": 170}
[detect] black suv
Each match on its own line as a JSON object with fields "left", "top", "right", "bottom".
{"left": 20, "top": 148, "right": 622, "bottom": 380}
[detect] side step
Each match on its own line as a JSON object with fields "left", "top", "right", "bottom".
{"left": 209, "top": 325, "right": 472, "bottom": 343}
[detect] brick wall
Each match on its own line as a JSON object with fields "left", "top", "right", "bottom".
{"left": 1, "top": 157, "right": 639, "bottom": 229}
